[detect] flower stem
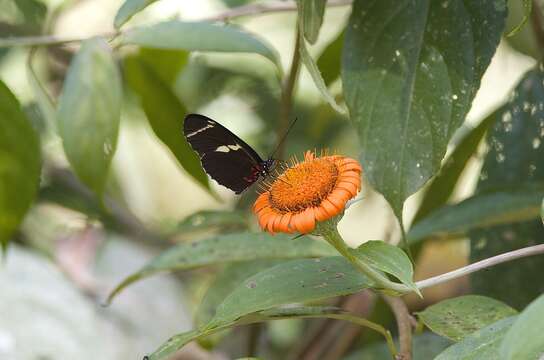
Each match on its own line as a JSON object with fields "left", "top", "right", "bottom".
{"left": 320, "top": 225, "right": 411, "bottom": 294}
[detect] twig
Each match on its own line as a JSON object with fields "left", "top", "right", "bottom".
{"left": 383, "top": 296, "right": 412, "bottom": 360}
{"left": 0, "top": 0, "right": 353, "bottom": 48}
{"left": 415, "top": 244, "right": 544, "bottom": 290}
{"left": 205, "top": 0, "right": 352, "bottom": 22}
{"left": 276, "top": 23, "right": 302, "bottom": 159}
{"left": 0, "top": 31, "right": 119, "bottom": 48}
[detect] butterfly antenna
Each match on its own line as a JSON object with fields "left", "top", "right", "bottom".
{"left": 269, "top": 117, "right": 298, "bottom": 159}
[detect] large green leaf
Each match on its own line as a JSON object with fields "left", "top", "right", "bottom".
{"left": 412, "top": 112, "right": 498, "bottom": 224}
{"left": 469, "top": 67, "right": 544, "bottom": 309}
{"left": 435, "top": 317, "right": 516, "bottom": 360}
{"left": 417, "top": 295, "right": 517, "bottom": 342}
{"left": 106, "top": 233, "right": 336, "bottom": 303}
{"left": 297, "top": 0, "right": 327, "bottom": 44}
{"left": 341, "top": 0, "right": 506, "bottom": 219}
{"left": 120, "top": 20, "right": 281, "bottom": 70}
{"left": 207, "top": 255, "right": 375, "bottom": 328}
{"left": 355, "top": 240, "right": 418, "bottom": 294}
{"left": 407, "top": 183, "right": 544, "bottom": 243}
{"left": 138, "top": 47, "right": 189, "bottom": 85}
{"left": 124, "top": 55, "right": 212, "bottom": 194}
{"left": 195, "top": 260, "right": 282, "bottom": 327}
{"left": 500, "top": 293, "right": 544, "bottom": 359}
{"left": 57, "top": 38, "right": 122, "bottom": 197}
{"left": 0, "top": 80, "right": 41, "bottom": 251}
{"left": 114, "top": 0, "right": 160, "bottom": 28}
{"left": 145, "top": 306, "right": 344, "bottom": 360}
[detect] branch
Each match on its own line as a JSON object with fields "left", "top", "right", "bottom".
{"left": 276, "top": 24, "right": 302, "bottom": 159}
{"left": 0, "top": 0, "right": 353, "bottom": 48}
{"left": 416, "top": 243, "right": 544, "bottom": 290}
{"left": 204, "top": 0, "right": 352, "bottom": 22}
{"left": 383, "top": 296, "right": 412, "bottom": 360}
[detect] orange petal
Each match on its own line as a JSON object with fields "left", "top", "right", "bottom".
{"left": 314, "top": 206, "right": 330, "bottom": 222}
{"left": 327, "top": 192, "right": 348, "bottom": 210}
{"left": 278, "top": 213, "right": 293, "bottom": 233}
{"left": 271, "top": 214, "right": 283, "bottom": 233}
{"left": 258, "top": 210, "right": 275, "bottom": 229}
{"left": 265, "top": 213, "right": 279, "bottom": 234}
{"left": 340, "top": 170, "right": 361, "bottom": 179}
{"left": 340, "top": 162, "right": 362, "bottom": 172}
{"left": 299, "top": 208, "right": 316, "bottom": 233}
{"left": 320, "top": 198, "right": 341, "bottom": 217}
{"left": 336, "top": 180, "right": 359, "bottom": 195}
{"left": 331, "top": 188, "right": 354, "bottom": 202}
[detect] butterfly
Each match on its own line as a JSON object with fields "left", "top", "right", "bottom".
{"left": 183, "top": 113, "right": 278, "bottom": 194}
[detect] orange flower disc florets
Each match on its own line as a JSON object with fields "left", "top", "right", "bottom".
{"left": 253, "top": 151, "right": 362, "bottom": 234}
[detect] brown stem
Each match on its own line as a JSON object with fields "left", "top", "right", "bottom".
{"left": 276, "top": 25, "right": 302, "bottom": 159}
{"left": 383, "top": 295, "right": 412, "bottom": 360}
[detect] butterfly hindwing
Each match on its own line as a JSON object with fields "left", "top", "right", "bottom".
{"left": 183, "top": 114, "right": 266, "bottom": 193}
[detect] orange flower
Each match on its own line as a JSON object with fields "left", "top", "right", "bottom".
{"left": 253, "top": 151, "right": 362, "bottom": 234}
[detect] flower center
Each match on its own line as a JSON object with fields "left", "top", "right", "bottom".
{"left": 268, "top": 158, "right": 338, "bottom": 213}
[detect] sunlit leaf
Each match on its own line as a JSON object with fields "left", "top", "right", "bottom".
{"left": 412, "top": 112, "right": 498, "bottom": 224}
{"left": 470, "top": 67, "right": 544, "bottom": 309}
{"left": 57, "top": 38, "right": 122, "bottom": 197}
{"left": 114, "top": 0, "right": 160, "bottom": 28}
{"left": 500, "top": 293, "right": 544, "bottom": 359}
{"left": 120, "top": 20, "right": 281, "bottom": 70}
{"left": 297, "top": 0, "right": 326, "bottom": 44}
{"left": 408, "top": 183, "right": 544, "bottom": 243}
{"left": 417, "top": 295, "right": 517, "bottom": 342}
{"left": 355, "top": 241, "right": 418, "bottom": 295}
{"left": 107, "top": 233, "right": 336, "bottom": 303}
{"left": 0, "top": 80, "right": 41, "bottom": 251}
{"left": 124, "top": 55, "right": 213, "bottom": 194}
{"left": 342, "top": 0, "right": 506, "bottom": 220}
{"left": 138, "top": 47, "right": 188, "bottom": 85}
{"left": 435, "top": 317, "right": 516, "bottom": 360}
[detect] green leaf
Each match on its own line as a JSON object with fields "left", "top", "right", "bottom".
{"left": 207, "top": 255, "right": 375, "bottom": 328}
{"left": 408, "top": 183, "right": 544, "bottom": 243}
{"left": 500, "top": 293, "right": 544, "bottom": 359}
{"left": 27, "top": 49, "right": 56, "bottom": 133}
{"left": 317, "top": 29, "right": 344, "bottom": 87}
{"left": 138, "top": 47, "right": 189, "bottom": 85}
{"left": 412, "top": 111, "right": 498, "bottom": 225}
{"left": 470, "top": 67, "right": 544, "bottom": 309}
{"left": 120, "top": 20, "right": 281, "bottom": 70}
{"left": 106, "top": 232, "right": 336, "bottom": 303}
{"left": 435, "top": 317, "right": 516, "bottom": 360}
{"left": 114, "top": 0, "right": 160, "bottom": 28}
{"left": 196, "top": 260, "right": 282, "bottom": 326}
{"left": 417, "top": 295, "right": 517, "bottom": 342}
{"left": 57, "top": 38, "right": 122, "bottom": 197}
{"left": 145, "top": 306, "right": 343, "bottom": 360}
{"left": 124, "top": 55, "right": 212, "bottom": 194}
{"left": 299, "top": 34, "right": 346, "bottom": 114}
{"left": 177, "top": 209, "right": 249, "bottom": 234}
{"left": 0, "top": 80, "right": 41, "bottom": 251}
{"left": 541, "top": 197, "right": 544, "bottom": 225}
{"left": 355, "top": 240, "right": 418, "bottom": 295}
{"left": 344, "top": 332, "right": 451, "bottom": 360}
{"left": 297, "top": 0, "right": 326, "bottom": 44}
{"left": 341, "top": 0, "right": 506, "bottom": 220}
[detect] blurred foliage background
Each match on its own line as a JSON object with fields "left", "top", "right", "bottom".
{"left": 1, "top": 0, "right": 544, "bottom": 359}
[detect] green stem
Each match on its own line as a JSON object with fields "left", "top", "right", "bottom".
{"left": 320, "top": 313, "right": 397, "bottom": 358}
{"left": 321, "top": 225, "right": 411, "bottom": 294}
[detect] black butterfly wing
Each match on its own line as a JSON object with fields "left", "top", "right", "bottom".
{"left": 183, "top": 114, "right": 264, "bottom": 193}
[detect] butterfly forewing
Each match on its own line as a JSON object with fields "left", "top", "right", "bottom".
{"left": 183, "top": 114, "right": 267, "bottom": 194}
